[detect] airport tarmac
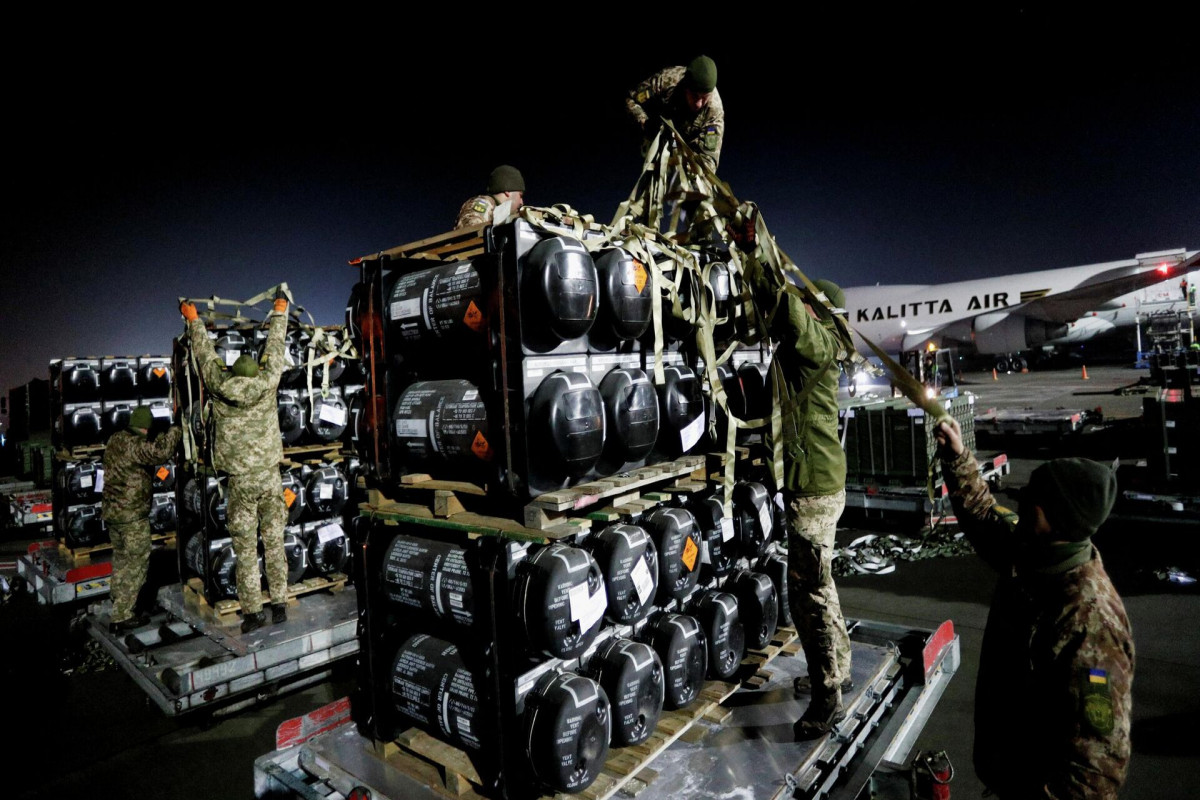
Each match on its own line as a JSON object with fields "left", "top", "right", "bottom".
{"left": 2, "top": 364, "right": 1197, "bottom": 799}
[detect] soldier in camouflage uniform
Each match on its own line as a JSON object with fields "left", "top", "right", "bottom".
{"left": 771, "top": 278, "right": 854, "bottom": 739}
{"left": 626, "top": 55, "right": 724, "bottom": 173}
{"left": 102, "top": 405, "right": 182, "bottom": 633}
{"left": 454, "top": 165, "right": 525, "bottom": 230}
{"left": 181, "top": 293, "right": 291, "bottom": 633}
{"left": 935, "top": 418, "right": 1134, "bottom": 799}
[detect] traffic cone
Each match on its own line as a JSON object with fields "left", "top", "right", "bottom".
{"left": 992, "top": 368, "right": 998, "bottom": 381}
{"left": 1082, "top": 365, "right": 1089, "bottom": 380}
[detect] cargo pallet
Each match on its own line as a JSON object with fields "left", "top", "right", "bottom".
{"left": 253, "top": 619, "right": 959, "bottom": 800}
{"left": 1, "top": 483, "right": 53, "bottom": 530}
{"left": 844, "top": 453, "right": 1009, "bottom": 519}
{"left": 14, "top": 532, "right": 176, "bottom": 604}
{"left": 363, "top": 454, "right": 709, "bottom": 544}
{"left": 86, "top": 582, "right": 359, "bottom": 716}
{"left": 973, "top": 408, "right": 1087, "bottom": 436}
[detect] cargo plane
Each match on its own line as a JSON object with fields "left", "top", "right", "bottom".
{"left": 843, "top": 247, "right": 1199, "bottom": 372}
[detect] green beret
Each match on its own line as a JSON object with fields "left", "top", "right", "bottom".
{"left": 685, "top": 55, "right": 717, "bottom": 93}
{"left": 813, "top": 279, "right": 846, "bottom": 312}
{"left": 232, "top": 354, "right": 261, "bottom": 378}
{"left": 1028, "top": 458, "right": 1118, "bottom": 541}
{"left": 487, "top": 165, "right": 525, "bottom": 194}
{"left": 129, "top": 406, "right": 154, "bottom": 432}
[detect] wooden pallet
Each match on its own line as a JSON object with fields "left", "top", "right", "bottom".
{"left": 57, "top": 444, "right": 106, "bottom": 461}
{"left": 360, "top": 225, "right": 487, "bottom": 265}
{"left": 360, "top": 499, "right": 587, "bottom": 545}
{"left": 523, "top": 456, "right": 706, "bottom": 530}
{"left": 377, "top": 626, "right": 799, "bottom": 800}
{"left": 58, "top": 531, "right": 176, "bottom": 565}
{"left": 280, "top": 442, "right": 346, "bottom": 466}
{"left": 182, "top": 573, "right": 348, "bottom": 625}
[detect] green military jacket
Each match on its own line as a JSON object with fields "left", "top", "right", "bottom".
{"left": 942, "top": 448, "right": 1134, "bottom": 799}
{"left": 101, "top": 426, "right": 182, "bottom": 524}
{"left": 188, "top": 312, "right": 287, "bottom": 475}
{"left": 625, "top": 65, "right": 725, "bottom": 173}
{"left": 455, "top": 194, "right": 497, "bottom": 230}
{"left": 771, "top": 293, "right": 846, "bottom": 497}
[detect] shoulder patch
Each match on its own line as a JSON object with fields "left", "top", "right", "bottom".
{"left": 472, "top": 200, "right": 488, "bottom": 214}
{"left": 1080, "top": 668, "right": 1115, "bottom": 736}
{"left": 636, "top": 89, "right": 650, "bottom": 105}
{"left": 703, "top": 125, "right": 719, "bottom": 151}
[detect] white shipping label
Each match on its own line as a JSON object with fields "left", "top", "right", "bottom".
{"left": 94, "top": 471, "right": 104, "bottom": 492}
{"left": 395, "top": 419, "right": 428, "bottom": 438}
{"left": 224, "top": 351, "right": 239, "bottom": 367}
{"left": 79, "top": 475, "right": 93, "bottom": 488}
{"left": 151, "top": 407, "right": 171, "bottom": 418}
{"left": 318, "top": 483, "right": 333, "bottom": 500}
{"left": 463, "top": 390, "right": 478, "bottom": 401}
{"left": 679, "top": 414, "right": 706, "bottom": 452}
{"left": 631, "top": 557, "right": 654, "bottom": 605}
{"left": 317, "top": 523, "right": 343, "bottom": 543}
{"left": 390, "top": 298, "right": 422, "bottom": 320}
{"left": 721, "top": 517, "right": 735, "bottom": 542}
{"left": 569, "top": 582, "right": 607, "bottom": 631}
{"left": 700, "top": 540, "right": 711, "bottom": 565}
{"left": 319, "top": 403, "right": 347, "bottom": 425}
{"left": 759, "top": 504, "right": 774, "bottom": 538}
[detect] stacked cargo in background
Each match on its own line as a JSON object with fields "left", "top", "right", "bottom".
{"left": 174, "top": 317, "right": 360, "bottom": 607}
{"left": 1143, "top": 386, "right": 1200, "bottom": 483}
{"left": 3, "top": 379, "right": 53, "bottom": 488}
{"left": 49, "top": 356, "right": 176, "bottom": 550}
{"left": 841, "top": 393, "right": 976, "bottom": 485}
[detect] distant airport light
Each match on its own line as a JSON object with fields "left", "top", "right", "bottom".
{"left": 1158, "top": 264, "right": 1171, "bottom": 274}
{"left": 925, "top": 387, "right": 937, "bottom": 399}
{"left": 926, "top": 342, "right": 937, "bottom": 352}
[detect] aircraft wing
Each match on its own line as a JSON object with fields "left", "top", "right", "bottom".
{"left": 1018, "top": 250, "right": 1200, "bottom": 322}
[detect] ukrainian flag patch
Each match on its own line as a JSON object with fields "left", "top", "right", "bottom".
{"left": 1089, "top": 669, "right": 1108, "bottom": 685}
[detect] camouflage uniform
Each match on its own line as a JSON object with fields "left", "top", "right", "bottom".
{"left": 454, "top": 194, "right": 497, "bottom": 230}
{"left": 188, "top": 311, "right": 290, "bottom": 613}
{"left": 102, "top": 425, "right": 182, "bottom": 624}
{"left": 626, "top": 66, "right": 725, "bottom": 173}
{"left": 772, "top": 292, "right": 851, "bottom": 701}
{"left": 943, "top": 448, "right": 1134, "bottom": 799}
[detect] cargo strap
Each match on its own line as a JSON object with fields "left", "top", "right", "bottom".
{"left": 616, "top": 123, "right": 952, "bottom": 496}
{"left": 178, "top": 282, "right": 315, "bottom": 328}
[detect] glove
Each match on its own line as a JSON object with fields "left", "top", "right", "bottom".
{"left": 273, "top": 287, "right": 288, "bottom": 314}
{"left": 180, "top": 301, "right": 198, "bottom": 322}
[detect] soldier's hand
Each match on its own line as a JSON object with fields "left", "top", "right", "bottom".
{"left": 934, "top": 418, "right": 964, "bottom": 458}
{"left": 180, "top": 301, "right": 198, "bottom": 322}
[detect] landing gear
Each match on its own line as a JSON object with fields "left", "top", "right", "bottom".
{"left": 995, "top": 355, "right": 1028, "bottom": 374}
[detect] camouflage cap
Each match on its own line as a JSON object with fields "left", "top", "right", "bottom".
{"left": 1028, "top": 457, "right": 1117, "bottom": 541}
{"left": 487, "top": 165, "right": 525, "bottom": 194}
{"left": 129, "top": 406, "right": 154, "bottom": 432}
{"left": 685, "top": 55, "right": 717, "bottom": 93}
{"left": 813, "top": 279, "right": 846, "bottom": 312}
{"left": 232, "top": 354, "right": 261, "bottom": 378}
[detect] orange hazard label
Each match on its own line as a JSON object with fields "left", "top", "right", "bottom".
{"left": 681, "top": 537, "right": 698, "bottom": 571}
{"left": 283, "top": 488, "right": 297, "bottom": 507}
{"left": 471, "top": 430, "right": 493, "bottom": 461}
{"left": 632, "top": 260, "right": 648, "bottom": 294}
{"left": 155, "top": 467, "right": 169, "bottom": 481}
{"left": 152, "top": 367, "right": 167, "bottom": 377}
{"left": 463, "top": 300, "right": 484, "bottom": 332}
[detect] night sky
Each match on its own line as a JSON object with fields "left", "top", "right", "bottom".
{"left": 2, "top": 10, "right": 1196, "bottom": 404}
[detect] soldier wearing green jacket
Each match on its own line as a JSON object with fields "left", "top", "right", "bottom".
{"left": 626, "top": 55, "right": 724, "bottom": 173}
{"left": 182, "top": 293, "right": 291, "bottom": 633}
{"left": 935, "top": 418, "right": 1134, "bottom": 799}
{"left": 102, "top": 406, "right": 182, "bottom": 633}
{"left": 770, "top": 278, "right": 853, "bottom": 739}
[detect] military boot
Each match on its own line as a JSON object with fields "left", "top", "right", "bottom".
{"left": 793, "top": 691, "right": 845, "bottom": 740}
{"left": 793, "top": 674, "right": 854, "bottom": 695}
{"left": 110, "top": 615, "right": 145, "bottom": 635}
{"left": 271, "top": 603, "right": 288, "bottom": 624}
{"left": 241, "top": 610, "right": 267, "bottom": 633}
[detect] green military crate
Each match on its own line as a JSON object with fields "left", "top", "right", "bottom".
{"left": 841, "top": 393, "right": 975, "bottom": 485}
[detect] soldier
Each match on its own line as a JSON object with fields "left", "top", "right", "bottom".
{"left": 102, "top": 405, "right": 182, "bottom": 633}
{"left": 454, "top": 165, "right": 525, "bottom": 230}
{"left": 181, "top": 292, "right": 292, "bottom": 633}
{"left": 934, "top": 418, "right": 1134, "bottom": 798}
{"left": 626, "top": 55, "right": 724, "bottom": 173}
{"left": 771, "top": 279, "right": 854, "bottom": 739}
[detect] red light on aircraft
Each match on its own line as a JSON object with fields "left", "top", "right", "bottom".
{"left": 1157, "top": 264, "right": 1171, "bottom": 274}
